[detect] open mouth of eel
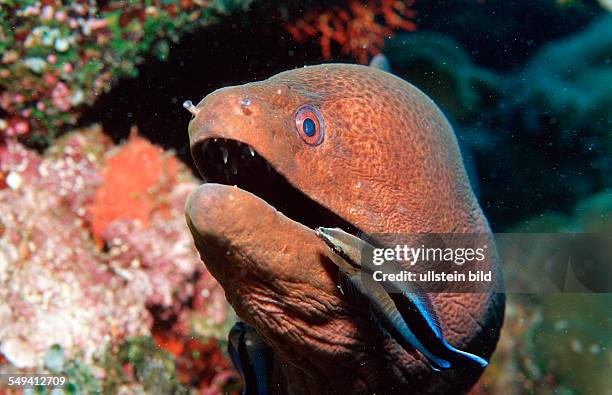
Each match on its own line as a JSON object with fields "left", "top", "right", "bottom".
{"left": 192, "top": 138, "right": 360, "bottom": 235}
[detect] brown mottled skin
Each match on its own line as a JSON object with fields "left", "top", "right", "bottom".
{"left": 185, "top": 64, "right": 505, "bottom": 394}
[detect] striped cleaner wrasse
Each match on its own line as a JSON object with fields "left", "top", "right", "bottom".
{"left": 316, "top": 227, "right": 489, "bottom": 372}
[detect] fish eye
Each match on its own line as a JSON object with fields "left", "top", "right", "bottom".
{"left": 295, "top": 105, "right": 324, "bottom": 145}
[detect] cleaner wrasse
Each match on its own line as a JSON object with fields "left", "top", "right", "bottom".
{"left": 316, "top": 227, "right": 489, "bottom": 372}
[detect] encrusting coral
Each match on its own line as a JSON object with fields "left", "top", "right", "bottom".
{"left": 0, "top": 129, "right": 151, "bottom": 368}
{"left": 0, "top": 0, "right": 253, "bottom": 143}
{"left": 0, "top": 125, "right": 233, "bottom": 391}
{"left": 285, "top": 0, "right": 417, "bottom": 64}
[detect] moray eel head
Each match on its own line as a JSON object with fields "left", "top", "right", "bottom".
{"left": 187, "top": 64, "right": 474, "bottom": 235}
{"left": 187, "top": 65, "right": 374, "bottom": 234}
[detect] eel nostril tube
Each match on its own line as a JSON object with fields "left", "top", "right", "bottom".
{"left": 183, "top": 100, "right": 200, "bottom": 116}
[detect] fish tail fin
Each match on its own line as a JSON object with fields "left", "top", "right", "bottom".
{"left": 442, "top": 341, "right": 489, "bottom": 369}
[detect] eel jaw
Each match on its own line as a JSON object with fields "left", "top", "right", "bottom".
{"left": 191, "top": 137, "right": 360, "bottom": 233}
{"left": 185, "top": 138, "right": 414, "bottom": 392}
{"left": 185, "top": 182, "right": 366, "bottom": 393}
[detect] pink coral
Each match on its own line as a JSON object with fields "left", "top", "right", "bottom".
{"left": 50, "top": 82, "right": 72, "bottom": 112}
{"left": 0, "top": 126, "right": 230, "bottom": 376}
{"left": 0, "top": 129, "right": 150, "bottom": 367}
{"left": 2, "top": 118, "right": 30, "bottom": 137}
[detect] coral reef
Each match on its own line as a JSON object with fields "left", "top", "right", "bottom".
{"left": 101, "top": 337, "right": 188, "bottom": 394}
{"left": 472, "top": 294, "right": 612, "bottom": 395}
{"left": 286, "top": 0, "right": 416, "bottom": 64}
{"left": 0, "top": 125, "right": 233, "bottom": 392}
{"left": 88, "top": 126, "right": 182, "bottom": 238}
{"left": 0, "top": 0, "right": 253, "bottom": 143}
{"left": 0, "top": 128, "right": 150, "bottom": 368}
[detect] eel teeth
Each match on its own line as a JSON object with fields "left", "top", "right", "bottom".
{"left": 249, "top": 146, "right": 255, "bottom": 157}
{"left": 220, "top": 145, "right": 229, "bottom": 164}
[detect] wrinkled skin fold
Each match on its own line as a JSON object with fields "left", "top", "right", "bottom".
{"left": 185, "top": 64, "right": 505, "bottom": 394}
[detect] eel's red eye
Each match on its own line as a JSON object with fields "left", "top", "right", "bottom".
{"left": 295, "top": 105, "right": 324, "bottom": 146}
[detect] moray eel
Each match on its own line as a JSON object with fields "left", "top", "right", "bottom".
{"left": 185, "top": 64, "right": 505, "bottom": 394}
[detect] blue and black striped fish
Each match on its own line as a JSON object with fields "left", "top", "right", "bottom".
{"left": 316, "top": 227, "right": 488, "bottom": 372}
